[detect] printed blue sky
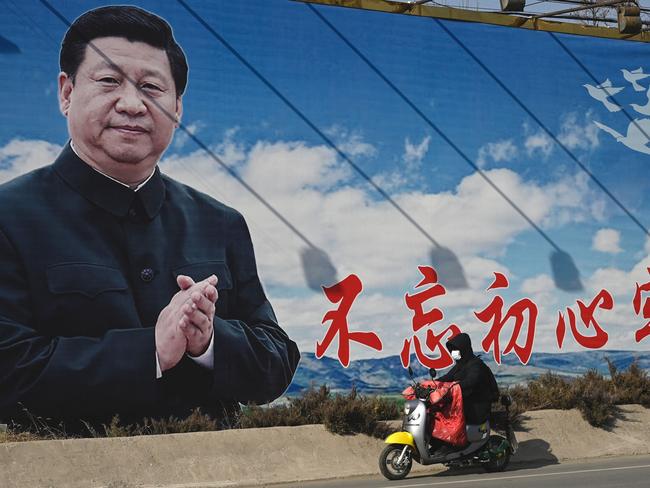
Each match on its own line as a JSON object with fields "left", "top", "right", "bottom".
{"left": 0, "top": 0, "right": 649, "bottom": 362}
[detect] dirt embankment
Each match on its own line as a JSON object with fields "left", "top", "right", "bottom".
{"left": 1, "top": 405, "right": 648, "bottom": 488}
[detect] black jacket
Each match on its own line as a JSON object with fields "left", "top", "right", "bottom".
{"left": 438, "top": 333, "right": 499, "bottom": 424}
{"left": 0, "top": 143, "right": 300, "bottom": 426}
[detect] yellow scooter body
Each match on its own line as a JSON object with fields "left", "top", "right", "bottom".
{"left": 384, "top": 431, "right": 416, "bottom": 449}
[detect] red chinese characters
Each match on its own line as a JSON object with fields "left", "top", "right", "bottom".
{"left": 556, "top": 289, "right": 612, "bottom": 349}
{"left": 316, "top": 274, "right": 383, "bottom": 367}
{"left": 399, "top": 266, "right": 460, "bottom": 369}
{"left": 475, "top": 272, "right": 538, "bottom": 365}
{"left": 632, "top": 267, "right": 650, "bottom": 343}
{"left": 316, "top": 266, "right": 640, "bottom": 367}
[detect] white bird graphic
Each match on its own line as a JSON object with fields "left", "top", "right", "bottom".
{"left": 622, "top": 68, "right": 650, "bottom": 92}
{"left": 583, "top": 79, "right": 624, "bottom": 112}
{"left": 631, "top": 88, "right": 650, "bottom": 116}
{"left": 594, "top": 119, "right": 650, "bottom": 155}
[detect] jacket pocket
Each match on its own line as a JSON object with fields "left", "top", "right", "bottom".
{"left": 172, "top": 260, "right": 233, "bottom": 291}
{"left": 47, "top": 263, "right": 128, "bottom": 298}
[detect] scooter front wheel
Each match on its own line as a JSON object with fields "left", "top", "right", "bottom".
{"left": 379, "top": 444, "right": 413, "bottom": 480}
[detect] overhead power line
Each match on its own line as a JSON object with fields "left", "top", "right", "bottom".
{"left": 307, "top": 3, "right": 585, "bottom": 291}
{"left": 175, "top": 0, "right": 476, "bottom": 289}
{"left": 432, "top": 20, "right": 650, "bottom": 238}
{"left": 37, "top": 0, "right": 340, "bottom": 291}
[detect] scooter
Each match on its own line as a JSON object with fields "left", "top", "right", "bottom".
{"left": 379, "top": 367, "right": 518, "bottom": 480}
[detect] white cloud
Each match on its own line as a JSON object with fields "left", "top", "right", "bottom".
{"left": 477, "top": 139, "right": 518, "bottom": 168}
{"left": 0, "top": 138, "right": 62, "bottom": 184}
{"left": 521, "top": 273, "right": 556, "bottom": 301}
{"left": 539, "top": 171, "right": 605, "bottom": 227}
{"left": 323, "top": 125, "right": 376, "bottom": 158}
{"left": 403, "top": 135, "right": 431, "bottom": 167}
{"left": 0, "top": 137, "right": 600, "bottom": 293}
{"left": 371, "top": 171, "right": 411, "bottom": 193}
{"left": 2, "top": 136, "right": 625, "bottom": 355}
{"left": 172, "top": 120, "right": 205, "bottom": 150}
{"left": 580, "top": 255, "right": 650, "bottom": 350}
{"left": 592, "top": 228, "right": 622, "bottom": 254}
{"left": 160, "top": 138, "right": 601, "bottom": 296}
{"left": 217, "top": 127, "right": 247, "bottom": 166}
{"left": 525, "top": 130, "right": 554, "bottom": 159}
{"left": 558, "top": 110, "right": 600, "bottom": 151}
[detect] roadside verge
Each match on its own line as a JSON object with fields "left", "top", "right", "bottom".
{"left": 1, "top": 404, "right": 648, "bottom": 488}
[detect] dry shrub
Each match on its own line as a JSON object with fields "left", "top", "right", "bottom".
{"left": 240, "top": 385, "right": 399, "bottom": 437}
{"left": 608, "top": 360, "right": 650, "bottom": 407}
{"left": 287, "top": 384, "right": 331, "bottom": 424}
{"left": 239, "top": 384, "right": 330, "bottom": 429}
{"left": 572, "top": 370, "right": 616, "bottom": 427}
{"left": 0, "top": 410, "right": 72, "bottom": 442}
{"left": 502, "top": 367, "right": 628, "bottom": 428}
{"left": 3, "top": 362, "right": 649, "bottom": 442}
{"left": 322, "top": 387, "right": 399, "bottom": 437}
{"left": 522, "top": 372, "right": 577, "bottom": 410}
{"left": 101, "top": 408, "right": 220, "bottom": 437}
{"left": 322, "top": 389, "right": 369, "bottom": 435}
{"left": 238, "top": 404, "right": 302, "bottom": 428}
{"left": 0, "top": 430, "right": 44, "bottom": 443}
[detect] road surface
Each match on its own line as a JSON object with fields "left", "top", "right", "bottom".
{"left": 259, "top": 454, "right": 650, "bottom": 488}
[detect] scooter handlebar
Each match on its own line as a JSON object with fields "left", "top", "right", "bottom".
{"left": 413, "top": 382, "right": 436, "bottom": 401}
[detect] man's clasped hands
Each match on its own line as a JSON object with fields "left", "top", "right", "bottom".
{"left": 155, "top": 274, "right": 218, "bottom": 372}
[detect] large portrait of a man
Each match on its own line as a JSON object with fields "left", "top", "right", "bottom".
{"left": 0, "top": 5, "right": 300, "bottom": 428}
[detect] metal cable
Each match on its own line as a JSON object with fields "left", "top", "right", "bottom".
{"left": 549, "top": 31, "right": 650, "bottom": 145}
{"left": 307, "top": 3, "right": 564, "bottom": 252}
{"left": 8, "top": 1, "right": 305, "bottom": 274}
{"left": 432, "top": 19, "right": 650, "bottom": 237}
{"left": 37, "top": 0, "right": 322, "bottom": 253}
{"left": 175, "top": 0, "right": 443, "bottom": 248}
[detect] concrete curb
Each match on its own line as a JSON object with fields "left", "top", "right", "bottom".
{"left": 1, "top": 405, "right": 648, "bottom": 488}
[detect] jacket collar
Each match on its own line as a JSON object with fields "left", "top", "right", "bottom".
{"left": 53, "top": 142, "right": 165, "bottom": 220}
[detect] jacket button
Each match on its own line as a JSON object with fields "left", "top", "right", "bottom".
{"left": 128, "top": 208, "right": 137, "bottom": 219}
{"left": 140, "top": 268, "right": 154, "bottom": 282}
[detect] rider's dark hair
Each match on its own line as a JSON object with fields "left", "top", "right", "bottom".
{"left": 60, "top": 5, "right": 188, "bottom": 96}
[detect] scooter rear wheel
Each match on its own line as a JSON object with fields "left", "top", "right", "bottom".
{"left": 483, "top": 435, "right": 511, "bottom": 473}
{"left": 379, "top": 444, "right": 413, "bottom": 480}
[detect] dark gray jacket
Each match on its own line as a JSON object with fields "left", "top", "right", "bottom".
{"left": 0, "top": 143, "right": 300, "bottom": 425}
{"left": 438, "top": 333, "right": 499, "bottom": 424}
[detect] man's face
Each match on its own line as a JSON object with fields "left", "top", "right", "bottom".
{"left": 58, "top": 36, "right": 182, "bottom": 181}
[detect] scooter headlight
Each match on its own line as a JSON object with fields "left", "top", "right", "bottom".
{"left": 403, "top": 401, "right": 416, "bottom": 415}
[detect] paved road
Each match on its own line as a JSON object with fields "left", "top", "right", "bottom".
{"left": 260, "top": 454, "right": 650, "bottom": 488}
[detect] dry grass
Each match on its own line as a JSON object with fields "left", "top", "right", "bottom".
{"left": 98, "top": 408, "right": 221, "bottom": 437}
{"left": 1, "top": 361, "right": 648, "bottom": 442}
{"left": 240, "top": 385, "right": 400, "bottom": 437}
{"left": 502, "top": 360, "right": 650, "bottom": 427}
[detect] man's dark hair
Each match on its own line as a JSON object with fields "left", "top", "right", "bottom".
{"left": 60, "top": 5, "right": 188, "bottom": 96}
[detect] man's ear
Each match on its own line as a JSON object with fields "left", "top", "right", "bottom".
{"left": 58, "top": 72, "right": 73, "bottom": 117}
{"left": 174, "top": 96, "right": 183, "bottom": 128}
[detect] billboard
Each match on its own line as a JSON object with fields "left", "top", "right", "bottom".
{"left": 0, "top": 0, "right": 649, "bottom": 404}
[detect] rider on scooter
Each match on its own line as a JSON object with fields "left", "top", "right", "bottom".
{"left": 431, "top": 333, "right": 499, "bottom": 455}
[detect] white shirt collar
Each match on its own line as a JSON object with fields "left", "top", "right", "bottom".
{"left": 69, "top": 141, "right": 157, "bottom": 192}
